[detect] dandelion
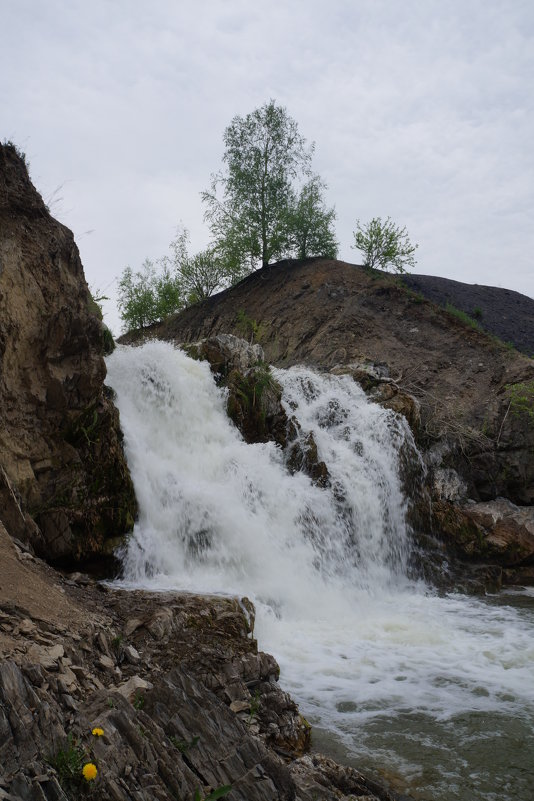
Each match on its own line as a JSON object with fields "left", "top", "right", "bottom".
{"left": 92, "top": 727, "right": 104, "bottom": 737}
{"left": 82, "top": 762, "right": 97, "bottom": 781}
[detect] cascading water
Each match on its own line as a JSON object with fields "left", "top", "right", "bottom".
{"left": 107, "top": 341, "right": 534, "bottom": 801}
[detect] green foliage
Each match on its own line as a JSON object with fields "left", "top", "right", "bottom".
{"left": 249, "top": 364, "right": 276, "bottom": 410}
{"left": 180, "top": 248, "right": 229, "bottom": 303}
{"left": 235, "top": 310, "right": 264, "bottom": 344}
{"left": 202, "top": 100, "right": 321, "bottom": 272}
{"left": 472, "top": 306, "right": 483, "bottom": 319}
{"left": 88, "top": 286, "right": 115, "bottom": 353}
{"left": 506, "top": 380, "right": 534, "bottom": 421}
{"left": 352, "top": 217, "right": 418, "bottom": 273}
{"left": 88, "top": 287, "right": 106, "bottom": 321}
{"left": 117, "top": 259, "right": 177, "bottom": 331}
{"left": 287, "top": 175, "right": 338, "bottom": 259}
{"left": 118, "top": 227, "right": 235, "bottom": 332}
{"left": 102, "top": 325, "right": 115, "bottom": 355}
{"left": 133, "top": 691, "right": 145, "bottom": 710}
{"left": 171, "top": 734, "right": 200, "bottom": 753}
{"left": 231, "top": 363, "right": 277, "bottom": 418}
{"left": 47, "top": 733, "right": 86, "bottom": 789}
{"left": 193, "top": 786, "right": 232, "bottom": 801}
{"left": 445, "top": 302, "right": 482, "bottom": 330}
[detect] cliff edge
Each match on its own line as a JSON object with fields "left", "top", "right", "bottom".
{"left": 0, "top": 143, "right": 136, "bottom": 564}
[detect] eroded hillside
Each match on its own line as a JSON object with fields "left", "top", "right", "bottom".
{"left": 121, "top": 258, "right": 534, "bottom": 506}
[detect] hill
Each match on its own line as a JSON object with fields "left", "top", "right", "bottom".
{"left": 121, "top": 258, "right": 534, "bottom": 508}
{"left": 402, "top": 273, "right": 534, "bottom": 356}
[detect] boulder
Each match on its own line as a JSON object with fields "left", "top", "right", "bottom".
{"left": 184, "top": 333, "right": 264, "bottom": 378}
{"left": 432, "top": 498, "right": 534, "bottom": 582}
{"left": 184, "top": 334, "right": 291, "bottom": 446}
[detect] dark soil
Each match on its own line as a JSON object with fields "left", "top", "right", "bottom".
{"left": 402, "top": 274, "right": 534, "bottom": 356}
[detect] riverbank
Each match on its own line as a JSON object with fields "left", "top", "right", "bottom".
{"left": 0, "top": 521, "right": 406, "bottom": 800}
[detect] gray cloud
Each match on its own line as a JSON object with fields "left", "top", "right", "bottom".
{"left": 2, "top": 0, "right": 533, "bottom": 333}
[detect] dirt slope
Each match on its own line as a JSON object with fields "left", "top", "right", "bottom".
{"left": 402, "top": 273, "right": 534, "bottom": 356}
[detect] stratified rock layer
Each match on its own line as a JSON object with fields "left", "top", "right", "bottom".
{"left": 0, "top": 143, "right": 136, "bottom": 563}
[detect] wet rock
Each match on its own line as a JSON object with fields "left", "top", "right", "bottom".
{"left": 431, "top": 498, "right": 534, "bottom": 584}
{"left": 291, "top": 753, "right": 405, "bottom": 801}
{"left": 225, "top": 364, "right": 289, "bottom": 445}
{"left": 180, "top": 334, "right": 291, "bottom": 446}
{"left": 184, "top": 333, "right": 264, "bottom": 379}
{"left": 286, "top": 428, "right": 329, "bottom": 486}
{"left": 462, "top": 499, "right": 534, "bottom": 567}
{"left": 331, "top": 363, "right": 420, "bottom": 435}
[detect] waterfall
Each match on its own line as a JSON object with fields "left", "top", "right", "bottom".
{"left": 107, "top": 341, "right": 413, "bottom": 599}
{"left": 106, "top": 341, "right": 534, "bottom": 801}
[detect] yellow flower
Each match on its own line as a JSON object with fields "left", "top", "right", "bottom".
{"left": 82, "top": 763, "right": 97, "bottom": 781}
{"left": 92, "top": 727, "right": 104, "bottom": 737}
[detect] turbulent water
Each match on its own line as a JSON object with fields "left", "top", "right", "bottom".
{"left": 106, "top": 341, "right": 534, "bottom": 801}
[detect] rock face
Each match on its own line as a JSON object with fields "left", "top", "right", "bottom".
{"left": 0, "top": 143, "right": 136, "bottom": 564}
{"left": 186, "top": 334, "right": 290, "bottom": 446}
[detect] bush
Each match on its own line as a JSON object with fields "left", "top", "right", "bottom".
{"left": 117, "top": 229, "right": 235, "bottom": 333}
{"left": 352, "top": 217, "right": 418, "bottom": 273}
{"left": 117, "top": 259, "right": 182, "bottom": 331}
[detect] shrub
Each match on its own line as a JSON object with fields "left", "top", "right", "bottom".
{"left": 506, "top": 380, "right": 534, "bottom": 421}
{"left": 352, "top": 217, "right": 418, "bottom": 273}
{"left": 47, "top": 733, "right": 87, "bottom": 790}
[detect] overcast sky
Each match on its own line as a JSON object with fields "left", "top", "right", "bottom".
{"left": 3, "top": 0, "right": 533, "bottom": 333}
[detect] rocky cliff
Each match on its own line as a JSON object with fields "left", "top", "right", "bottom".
{"left": 0, "top": 143, "right": 136, "bottom": 564}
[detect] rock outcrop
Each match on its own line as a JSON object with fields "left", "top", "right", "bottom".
{"left": 432, "top": 498, "right": 534, "bottom": 584}
{"left": 187, "top": 335, "right": 329, "bottom": 484}
{"left": 0, "top": 143, "right": 136, "bottom": 564}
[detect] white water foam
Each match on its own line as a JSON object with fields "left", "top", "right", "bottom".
{"left": 106, "top": 341, "right": 534, "bottom": 797}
